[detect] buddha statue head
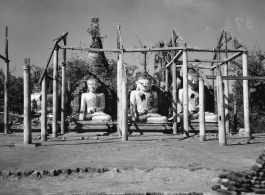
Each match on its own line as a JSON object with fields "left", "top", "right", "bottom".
{"left": 136, "top": 72, "right": 151, "bottom": 92}
{"left": 187, "top": 69, "right": 199, "bottom": 91}
{"left": 87, "top": 76, "right": 100, "bottom": 93}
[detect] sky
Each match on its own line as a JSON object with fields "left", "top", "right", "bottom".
{"left": 0, "top": 0, "right": 265, "bottom": 77}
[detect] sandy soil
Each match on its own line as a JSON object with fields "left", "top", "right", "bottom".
{"left": 0, "top": 132, "right": 264, "bottom": 194}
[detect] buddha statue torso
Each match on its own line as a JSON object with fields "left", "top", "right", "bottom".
{"left": 178, "top": 69, "right": 217, "bottom": 122}
{"left": 130, "top": 73, "right": 167, "bottom": 123}
{"left": 73, "top": 77, "right": 111, "bottom": 122}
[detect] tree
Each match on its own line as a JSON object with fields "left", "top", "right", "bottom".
{"left": 229, "top": 47, "right": 265, "bottom": 132}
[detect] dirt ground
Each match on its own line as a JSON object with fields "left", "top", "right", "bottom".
{"left": 0, "top": 132, "right": 264, "bottom": 195}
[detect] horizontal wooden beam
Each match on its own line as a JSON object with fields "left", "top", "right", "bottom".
{"left": 59, "top": 46, "right": 185, "bottom": 53}
{"left": 206, "top": 75, "right": 265, "bottom": 80}
{"left": 192, "top": 59, "right": 225, "bottom": 63}
{"left": 188, "top": 48, "right": 244, "bottom": 53}
{"left": 59, "top": 45, "right": 245, "bottom": 54}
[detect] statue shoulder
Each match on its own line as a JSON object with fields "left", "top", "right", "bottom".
{"left": 97, "top": 93, "right": 105, "bottom": 97}
{"left": 130, "top": 90, "right": 137, "bottom": 96}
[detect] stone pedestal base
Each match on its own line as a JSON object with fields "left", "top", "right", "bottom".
{"left": 181, "top": 119, "right": 218, "bottom": 134}
{"left": 128, "top": 122, "right": 172, "bottom": 135}
{"left": 69, "top": 121, "right": 115, "bottom": 133}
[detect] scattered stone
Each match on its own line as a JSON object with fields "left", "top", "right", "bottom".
{"left": 79, "top": 137, "right": 84, "bottom": 140}
{"left": 14, "top": 171, "right": 22, "bottom": 177}
{"left": 84, "top": 137, "right": 89, "bottom": 140}
{"left": 49, "top": 170, "right": 58, "bottom": 176}
{"left": 93, "top": 137, "right": 98, "bottom": 140}
{"left": 61, "top": 168, "right": 71, "bottom": 175}
{"left": 39, "top": 170, "right": 48, "bottom": 177}
{"left": 212, "top": 177, "right": 221, "bottom": 184}
{"left": 79, "top": 168, "right": 87, "bottom": 173}
{"left": 1, "top": 170, "right": 10, "bottom": 177}
{"left": 71, "top": 168, "right": 79, "bottom": 173}
{"left": 97, "top": 168, "right": 104, "bottom": 173}
{"left": 112, "top": 168, "right": 120, "bottom": 173}
{"left": 31, "top": 171, "right": 40, "bottom": 178}
{"left": 61, "top": 137, "right": 66, "bottom": 140}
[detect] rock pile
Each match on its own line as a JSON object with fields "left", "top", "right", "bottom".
{"left": 212, "top": 148, "right": 265, "bottom": 194}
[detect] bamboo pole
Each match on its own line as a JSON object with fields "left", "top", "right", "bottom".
{"left": 187, "top": 48, "right": 244, "bottom": 53}
{"left": 121, "top": 67, "right": 128, "bottom": 141}
{"left": 224, "top": 32, "right": 230, "bottom": 135}
{"left": 211, "top": 52, "right": 242, "bottom": 70}
{"left": 58, "top": 46, "right": 244, "bottom": 53}
{"left": 52, "top": 46, "right": 59, "bottom": 138}
{"left": 23, "top": 62, "right": 31, "bottom": 144}
{"left": 233, "top": 91, "right": 237, "bottom": 133}
{"left": 61, "top": 32, "right": 67, "bottom": 134}
{"left": 165, "top": 50, "right": 183, "bottom": 68}
{"left": 117, "top": 24, "right": 122, "bottom": 137}
{"left": 41, "top": 73, "right": 47, "bottom": 141}
{"left": 38, "top": 32, "right": 68, "bottom": 85}
{"left": 205, "top": 75, "right": 265, "bottom": 80}
{"left": 165, "top": 69, "right": 168, "bottom": 91}
{"left": 172, "top": 62, "right": 177, "bottom": 134}
{"left": 4, "top": 26, "right": 9, "bottom": 134}
{"left": 182, "top": 43, "right": 189, "bottom": 137}
{"left": 217, "top": 71, "right": 226, "bottom": 146}
{"left": 190, "top": 59, "right": 228, "bottom": 63}
{"left": 199, "top": 76, "right": 205, "bottom": 141}
{"left": 243, "top": 51, "right": 250, "bottom": 137}
{"left": 172, "top": 30, "right": 178, "bottom": 134}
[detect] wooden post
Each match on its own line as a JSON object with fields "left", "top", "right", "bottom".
{"left": 243, "top": 51, "right": 250, "bottom": 137}
{"left": 165, "top": 68, "right": 169, "bottom": 91}
{"left": 121, "top": 66, "right": 128, "bottom": 141}
{"left": 4, "top": 26, "right": 9, "bottom": 134}
{"left": 182, "top": 43, "right": 189, "bottom": 137}
{"left": 172, "top": 30, "right": 178, "bottom": 134}
{"left": 217, "top": 71, "right": 226, "bottom": 146}
{"left": 61, "top": 32, "right": 67, "bottom": 134}
{"left": 233, "top": 91, "right": 237, "bottom": 133}
{"left": 23, "top": 62, "right": 31, "bottom": 144}
{"left": 41, "top": 73, "right": 47, "bottom": 141}
{"left": 68, "top": 78, "right": 71, "bottom": 105}
{"left": 172, "top": 62, "right": 177, "bottom": 134}
{"left": 199, "top": 76, "right": 205, "bottom": 141}
{"left": 224, "top": 33, "right": 230, "bottom": 134}
{"left": 117, "top": 24, "right": 122, "bottom": 137}
{"left": 52, "top": 45, "right": 59, "bottom": 137}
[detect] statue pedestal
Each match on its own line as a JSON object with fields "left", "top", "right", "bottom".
{"left": 128, "top": 122, "right": 172, "bottom": 135}
{"left": 69, "top": 121, "right": 115, "bottom": 133}
{"left": 182, "top": 119, "right": 218, "bottom": 134}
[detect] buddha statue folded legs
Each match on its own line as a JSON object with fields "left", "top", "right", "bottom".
{"left": 130, "top": 73, "right": 168, "bottom": 123}
{"left": 73, "top": 76, "right": 112, "bottom": 122}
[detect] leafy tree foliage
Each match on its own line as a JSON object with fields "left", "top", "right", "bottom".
{"left": 229, "top": 48, "right": 265, "bottom": 132}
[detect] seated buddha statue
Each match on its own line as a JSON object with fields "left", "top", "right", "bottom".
{"left": 130, "top": 73, "right": 168, "bottom": 123}
{"left": 178, "top": 69, "right": 217, "bottom": 122}
{"left": 73, "top": 76, "right": 112, "bottom": 122}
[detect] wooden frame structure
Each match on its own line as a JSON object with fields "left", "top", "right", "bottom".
{"left": 30, "top": 25, "right": 259, "bottom": 146}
